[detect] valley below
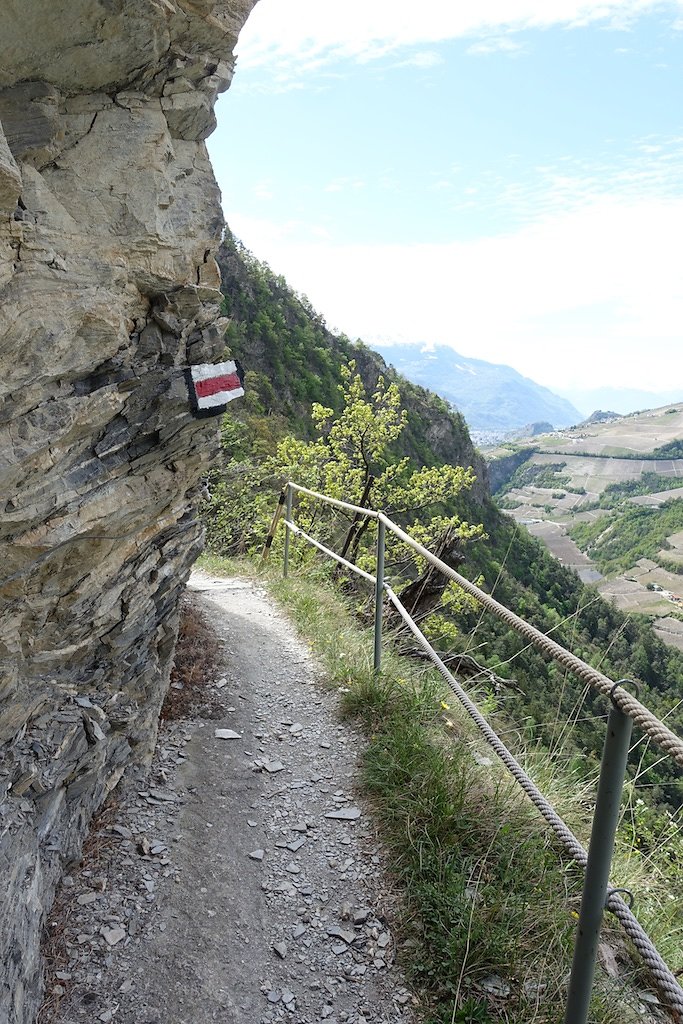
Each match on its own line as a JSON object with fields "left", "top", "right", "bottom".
{"left": 488, "top": 405, "right": 683, "bottom": 650}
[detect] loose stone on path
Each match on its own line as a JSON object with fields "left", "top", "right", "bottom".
{"left": 325, "top": 806, "right": 362, "bottom": 820}
{"left": 40, "top": 574, "right": 417, "bottom": 1024}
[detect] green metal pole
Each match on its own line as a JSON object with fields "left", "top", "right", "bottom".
{"left": 283, "top": 484, "right": 292, "bottom": 578}
{"left": 563, "top": 695, "right": 633, "bottom": 1024}
{"left": 373, "top": 518, "right": 385, "bottom": 672}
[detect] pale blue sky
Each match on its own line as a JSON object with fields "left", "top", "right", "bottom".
{"left": 208, "top": 0, "right": 683, "bottom": 395}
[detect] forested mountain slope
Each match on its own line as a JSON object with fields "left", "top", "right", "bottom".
{"left": 217, "top": 236, "right": 488, "bottom": 501}
{"left": 212, "top": 233, "right": 683, "bottom": 809}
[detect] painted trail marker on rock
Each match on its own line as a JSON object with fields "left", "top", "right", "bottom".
{"left": 185, "top": 359, "right": 244, "bottom": 417}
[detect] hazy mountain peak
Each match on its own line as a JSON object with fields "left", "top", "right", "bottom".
{"left": 372, "top": 343, "right": 582, "bottom": 433}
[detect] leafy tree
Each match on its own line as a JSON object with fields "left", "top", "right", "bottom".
{"left": 204, "top": 363, "right": 485, "bottom": 637}
{"left": 205, "top": 362, "right": 483, "bottom": 568}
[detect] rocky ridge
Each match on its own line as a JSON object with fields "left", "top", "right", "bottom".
{"left": 0, "top": 4, "right": 256, "bottom": 1022}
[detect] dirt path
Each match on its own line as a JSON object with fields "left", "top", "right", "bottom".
{"left": 41, "top": 573, "right": 417, "bottom": 1024}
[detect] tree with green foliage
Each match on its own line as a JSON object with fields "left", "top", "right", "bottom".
{"left": 272, "top": 364, "right": 486, "bottom": 633}
{"left": 204, "top": 362, "right": 484, "bottom": 580}
{"left": 569, "top": 498, "right": 683, "bottom": 575}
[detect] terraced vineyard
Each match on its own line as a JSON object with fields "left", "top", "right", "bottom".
{"left": 487, "top": 405, "right": 683, "bottom": 649}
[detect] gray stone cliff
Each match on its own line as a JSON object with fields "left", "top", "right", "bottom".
{"left": 0, "top": 3, "right": 257, "bottom": 1020}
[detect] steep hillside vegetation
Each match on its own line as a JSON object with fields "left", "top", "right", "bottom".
{"left": 208, "top": 235, "right": 683, "bottom": 810}
{"left": 217, "top": 236, "right": 487, "bottom": 497}
{"left": 570, "top": 500, "right": 683, "bottom": 576}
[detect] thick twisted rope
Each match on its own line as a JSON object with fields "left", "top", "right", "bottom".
{"left": 607, "top": 898, "right": 683, "bottom": 1019}
{"left": 287, "top": 484, "right": 683, "bottom": 765}
{"left": 381, "top": 515, "right": 683, "bottom": 771}
{"left": 384, "top": 584, "right": 683, "bottom": 1018}
{"left": 283, "top": 484, "right": 683, "bottom": 1014}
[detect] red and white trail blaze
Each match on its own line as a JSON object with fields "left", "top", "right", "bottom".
{"left": 186, "top": 359, "right": 245, "bottom": 416}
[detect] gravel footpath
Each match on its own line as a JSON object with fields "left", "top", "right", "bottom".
{"left": 41, "top": 572, "right": 418, "bottom": 1024}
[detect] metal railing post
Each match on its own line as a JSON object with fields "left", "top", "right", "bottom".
{"left": 283, "top": 484, "right": 293, "bottom": 578}
{"left": 262, "top": 489, "right": 286, "bottom": 561}
{"left": 373, "top": 518, "right": 385, "bottom": 672}
{"left": 564, "top": 685, "right": 634, "bottom": 1024}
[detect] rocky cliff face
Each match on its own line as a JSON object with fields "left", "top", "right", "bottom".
{"left": 0, "top": 3, "right": 256, "bottom": 1020}
{"left": 485, "top": 447, "right": 537, "bottom": 496}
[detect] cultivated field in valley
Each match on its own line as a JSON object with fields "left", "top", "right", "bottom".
{"left": 533, "top": 405, "right": 683, "bottom": 456}
{"left": 486, "top": 404, "right": 683, "bottom": 641}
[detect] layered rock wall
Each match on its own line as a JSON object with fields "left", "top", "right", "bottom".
{"left": 0, "top": 3, "right": 256, "bottom": 1020}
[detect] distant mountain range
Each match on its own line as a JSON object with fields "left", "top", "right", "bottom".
{"left": 371, "top": 343, "right": 582, "bottom": 433}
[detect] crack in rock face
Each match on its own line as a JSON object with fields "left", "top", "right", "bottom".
{"left": 0, "top": 3, "right": 257, "bottom": 1021}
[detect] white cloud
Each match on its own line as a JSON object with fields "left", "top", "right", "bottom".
{"left": 229, "top": 195, "right": 683, "bottom": 392}
{"left": 236, "top": 0, "right": 683, "bottom": 76}
{"left": 419, "top": 134, "right": 683, "bottom": 226}
{"left": 396, "top": 50, "right": 445, "bottom": 68}
{"left": 324, "top": 176, "right": 366, "bottom": 193}
{"left": 252, "top": 180, "right": 274, "bottom": 201}
{"left": 466, "top": 36, "right": 525, "bottom": 56}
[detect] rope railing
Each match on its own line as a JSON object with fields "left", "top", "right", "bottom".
{"left": 385, "top": 583, "right": 683, "bottom": 1018}
{"left": 287, "top": 483, "right": 683, "bottom": 767}
{"left": 284, "top": 520, "right": 377, "bottom": 585}
{"left": 274, "top": 481, "right": 683, "bottom": 1022}
{"left": 382, "top": 513, "right": 683, "bottom": 771}
{"left": 286, "top": 483, "right": 683, "bottom": 770}
{"left": 290, "top": 482, "right": 381, "bottom": 519}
